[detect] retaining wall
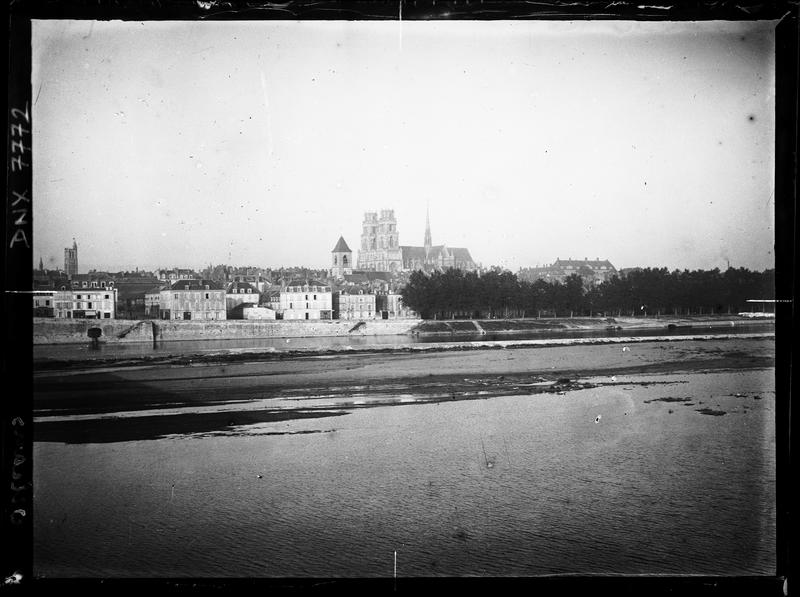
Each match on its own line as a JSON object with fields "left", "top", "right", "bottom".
{"left": 33, "top": 318, "right": 421, "bottom": 344}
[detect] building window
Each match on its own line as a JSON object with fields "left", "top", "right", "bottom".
{"left": 174, "top": 294, "right": 179, "bottom": 299}
{"left": 104, "top": 313, "right": 110, "bottom": 318}
{"left": 205, "top": 293, "right": 210, "bottom": 299}
{"left": 76, "top": 294, "right": 81, "bottom": 299}
{"left": 105, "top": 294, "right": 110, "bottom": 299}
{"left": 313, "top": 294, "right": 317, "bottom": 300}
{"left": 88, "top": 302, "right": 93, "bottom": 308}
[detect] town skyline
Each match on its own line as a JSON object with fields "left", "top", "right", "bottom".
{"left": 32, "top": 20, "right": 776, "bottom": 274}
{"left": 36, "top": 228, "right": 773, "bottom": 277}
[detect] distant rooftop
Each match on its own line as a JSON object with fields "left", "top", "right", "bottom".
{"left": 226, "top": 281, "right": 259, "bottom": 293}
{"left": 169, "top": 279, "right": 223, "bottom": 291}
{"left": 286, "top": 279, "right": 330, "bottom": 290}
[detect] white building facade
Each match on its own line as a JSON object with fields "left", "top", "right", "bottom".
{"left": 334, "top": 291, "right": 376, "bottom": 320}
{"left": 159, "top": 280, "right": 226, "bottom": 320}
{"left": 49, "top": 288, "right": 118, "bottom": 319}
{"left": 280, "top": 280, "right": 333, "bottom": 320}
{"left": 225, "top": 281, "right": 260, "bottom": 318}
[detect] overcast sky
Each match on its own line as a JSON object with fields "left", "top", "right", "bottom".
{"left": 32, "top": 19, "right": 776, "bottom": 274}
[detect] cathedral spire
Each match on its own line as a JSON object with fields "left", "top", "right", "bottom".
{"left": 424, "top": 203, "right": 432, "bottom": 255}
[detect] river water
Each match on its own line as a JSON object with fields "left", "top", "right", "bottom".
{"left": 34, "top": 366, "right": 775, "bottom": 577}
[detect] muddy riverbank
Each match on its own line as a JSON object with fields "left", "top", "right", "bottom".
{"left": 34, "top": 336, "right": 774, "bottom": 444}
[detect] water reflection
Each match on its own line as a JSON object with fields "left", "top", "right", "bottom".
{"left": 34, "top": 369, "right": 776, "bottom": 577}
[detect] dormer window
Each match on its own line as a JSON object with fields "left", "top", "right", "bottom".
{"left": 185, "top": 285, "right": 190, "bottom": 290}
{"left": 205, "top": 285, "right": 210, "bottom": 290}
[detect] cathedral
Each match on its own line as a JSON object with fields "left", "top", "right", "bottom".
{"left": 353, "top": 209, "right": 477, "bottom": 274}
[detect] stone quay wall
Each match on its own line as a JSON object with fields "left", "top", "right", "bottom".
{"left": 33, "top": 318, "right": 422, "bottom": 345}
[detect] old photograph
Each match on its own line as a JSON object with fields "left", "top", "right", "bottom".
{"left": 29, "top": 16, "right": 778, "bottom": 579}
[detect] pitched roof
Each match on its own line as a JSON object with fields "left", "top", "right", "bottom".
{"left": 285, "top": 279, "right": 330, "bottom": 289}
{"left": 449, "top": 247, "right": 474, "bottom": 262}
{"left": 402, "top": 245, "right": 472, "bottom": 263}
{"left": 71, "top": 273, "right": 112, "bottom": 281}
{"left": 332, "top": 236, "right": 351, "bottom": 253}
{"left": 426, "top": 245, "right": 447, "bottom": 259}
{"left": 226, "top": 281, "right": 259, "bottom": 294}
{"left": 114, "top": 281, "right": 164, "bottom": 299}
{"left": 169, "top": 279, "right": 223, "bottom": 291}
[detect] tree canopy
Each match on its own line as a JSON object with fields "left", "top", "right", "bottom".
{"left": 400, "top": 267, "right": 774, "bottom": 319}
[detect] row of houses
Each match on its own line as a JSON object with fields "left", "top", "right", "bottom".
{"left": 146, "top": 279, "right": 413, "bottom": 321}
{"left": 34, "top": 277, "right": 414, "bottom": 321}
{"left": 33, "top": 288, "right": 118, "bottom": 319}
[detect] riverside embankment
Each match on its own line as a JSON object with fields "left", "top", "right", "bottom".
{"left": 32, "top": 318, "right": 422, "bottom": 345}
{"left": 33, "top": 315, "right": 774, "bottom": 345}
{"left": 32, "top": 315, "right": 773, "bottom": 346}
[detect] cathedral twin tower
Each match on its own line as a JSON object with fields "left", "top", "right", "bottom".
{"left": 357, "top": 209, "right": 404, "bottom": 272}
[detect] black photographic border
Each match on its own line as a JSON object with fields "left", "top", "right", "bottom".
{"left": 5, "top": 1, "right": 796, "bottom": 594}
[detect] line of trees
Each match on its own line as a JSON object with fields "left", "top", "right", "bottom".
{"left": 400, "top": 267, "right": 775, "bottom": 320}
